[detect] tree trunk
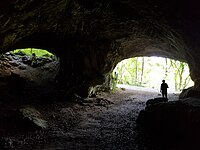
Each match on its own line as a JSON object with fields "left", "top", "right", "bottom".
{"left": 135, "top": 58, "right": 138, "bottom": 85}
{"left": 140, "top": 57, "right": 144, "bottom": 84}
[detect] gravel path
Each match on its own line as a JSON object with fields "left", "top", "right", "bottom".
{"left": 39, "top": 88, "right": 179, "bottom": 150}
{"left": 1, "top": 87, "right": 179, "bottom": 150}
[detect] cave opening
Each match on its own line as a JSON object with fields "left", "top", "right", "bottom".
{"left": 1, "top": 0, "right": 200, "bottom": 149}
{"left": 112, "top": 56, "right": 194, "bottom": 93}
{"left": 0, "top": 48, "right": 60, "bottom": 103}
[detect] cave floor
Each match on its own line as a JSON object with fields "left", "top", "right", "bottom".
{"left": 0, "top": 55, "right": 181, "bottom": 149}
{"left": 0, "top": 87, "right": 180, "bottom": 150}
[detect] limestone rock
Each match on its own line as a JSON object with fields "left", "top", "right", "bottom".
{"left": 18, "top": 65, "right": 26, "bottom": 70}
{"left": 4, "top": 55, "right": 13, "bottom": 61}
{"left": 179, "top": 87, "right": 200, "bottom": 99}
{"left": 146, "top": 97, "right": 168, "bottom": 106}
{"left": 19, "top": 106, "right": 48, "bottom": 129}
{"left": 9, "top": 61, "right": 20, "bottom": 67}
{"left": 137, "top": 98, "right": 200, "bottom": 147}
{"left": 0, "top": 0, "right": 200, "bottom": 97}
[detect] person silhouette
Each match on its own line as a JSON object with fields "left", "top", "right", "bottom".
{"left": 160, "top": 80, "right": 169, "bottom": 99}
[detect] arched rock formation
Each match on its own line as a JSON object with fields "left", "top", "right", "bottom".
{"left": 1, "top": 0, "right": 200, "bottom": 96}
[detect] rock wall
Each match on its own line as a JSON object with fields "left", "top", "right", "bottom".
{"left": 1, "top": 0, "right": 200, "bottom": 96}
{"left": 137, "top": 98, "right": 200, "bottom": 149}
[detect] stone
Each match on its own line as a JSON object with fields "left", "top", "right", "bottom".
{"left": 180, "top": 97, "right": 200, "bottom": 107}
{"left": 5, "top": 55, "right": 13, "bottom": 61}
{"left": 18, "top": 65, "right": 26, "bottom": 70}
{"left": 12, "top": 56, "right": 19, "bottom": 60}
{"left": 137, "top": 98, "right": 200, "bottom": 147}
{"left": 19, "top": 106, "right": 48, "bottom": 129}
{"left": 22, "top": 56, "right": 31, "bottom": 65}
{"left": 146, "top": 97, "right": 168, "bottom": 106}
{"left": 5, "top": 52, "right": 11, "bottom": 55}
{"left": 6, "top": 72, "right": 27, "bottom": 96}
{"left": 1, "top": 57, "right": 10, "bottom": 61}
{"left": 9, "top": 61, "right": 20, "bottom": 67}
{"left": 179, "top": 87, "right": 200, "bottom": 99}
{"left": 0, "top": 1, "right": 200, "bottom": 97}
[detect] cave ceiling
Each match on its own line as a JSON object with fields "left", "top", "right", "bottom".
{"left": 0, "top": 0, "right": 199, "bottom": 58}
{"left": 1, "top": 0, "right": 200, "bottom": 88}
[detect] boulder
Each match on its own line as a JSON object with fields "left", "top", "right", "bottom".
{"left": 179, "top": 87, "right": 200, "bottom": 99}
{"left": 9, "top": 61, "right": 20, "bottom": 67}
{"left": 146, "top": 97, "right": 168, "bottom": 106}
{"left": 18, "top": 65, "right": 26, "bottom": 70}
{"left": 0, "top": 106, "right": 47, "bottom": 138}
{"left": 1, "top": 0, "right": 200, "bottom": 97}
{"left": 137, "top": 97, "right": 200, "bottom": 149}
{"left": 19, "top": 106, "right": 48, "bottom": 129}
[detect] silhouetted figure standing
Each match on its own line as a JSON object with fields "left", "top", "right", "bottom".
{"left": 160, "top": 80, "right": 169, "bottom": 99}
{"left": 31, "top": 53, "right": 37, "bottom": 67}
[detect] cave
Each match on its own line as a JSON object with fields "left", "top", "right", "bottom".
{"left": 1, "top": 0, "right": 200, "bottom": 149}
{"left": 113, "top": 56, "right": 194, "bottom": 92}
{"left": 0, "top": 48, "right": 59, "bottom": 103}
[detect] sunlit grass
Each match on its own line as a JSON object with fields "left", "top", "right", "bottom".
{"left": 10, "top": 48, "right": 54, "bottom": 57}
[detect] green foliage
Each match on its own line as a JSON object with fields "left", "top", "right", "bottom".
{"left": 111, "top": 72, "right": 118, "bottom": 90}
{"left": 113, "top": 57, "right": 194, "bottom": 91}
{"left": 10, "top": 48, "right": 54, "bottom": 57}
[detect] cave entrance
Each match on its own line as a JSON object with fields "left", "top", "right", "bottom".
{"left": 0, "top": 48, "right": 60, "bottom": 102}
{"left": 112, "top": 56, "right": 194, "bottom": 93}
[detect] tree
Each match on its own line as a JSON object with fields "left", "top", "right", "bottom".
{"left": 135, "top": 57, "right": 138, "bottom": 85}
{"left": 113, "top": 57, "right": 193, "bottom": 91}
{"left": 140, "top": 57, "right": 145, "bottom": 84}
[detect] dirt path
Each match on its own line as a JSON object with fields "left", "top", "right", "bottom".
{"left": 36, "top": 89, "right": 179, "bottom": 150}
{"left": 0, "top": 80, "right": 180, "bottom": 150}
{"left": 0, "top": 53, "right": 182, "bottom": 149}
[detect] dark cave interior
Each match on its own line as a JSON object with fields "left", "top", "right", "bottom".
{"left": 1, "top": 0, "right": 200, "bottom": 149}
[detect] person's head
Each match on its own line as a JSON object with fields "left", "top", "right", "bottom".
{"left": 162, "top": 80, "right": 165, "bottom": 83}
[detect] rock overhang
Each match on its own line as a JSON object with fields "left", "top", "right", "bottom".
{"left": 0, "top": 0, "right": 200, "bottom": 96}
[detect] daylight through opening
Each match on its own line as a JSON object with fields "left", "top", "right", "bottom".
{"left": 112, "top": 57, "right": 194, "bottom": 92}
{"left": 6, "top": 48, "right": 59, "bottom": 66}
{"left": 0, "top": 48, "right": 60, "bottom": 98}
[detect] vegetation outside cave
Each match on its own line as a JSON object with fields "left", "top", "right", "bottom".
{"left": 7, "top": 48, "right": 59, "bottom": 67}
{"left": 112, "top": 57, "right": 194, "bottom": 92}
{"left": 10, "top": 48, "right": 55, "bottom": 58}
{"left": 0, "top": 48, "right": 60, "bottom": 101}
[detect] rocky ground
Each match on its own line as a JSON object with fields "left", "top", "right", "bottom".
{"left": 0, "top": 88, "right": 180, "bottom": 150}
{"left": 0, "top": 53, "right": 182, "bottom": 150}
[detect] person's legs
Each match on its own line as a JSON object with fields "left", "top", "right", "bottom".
{"left": 162, "top": 91, "right": 167, "bottom": 99}
{"left": 164, "top": 91, "right": 167, "bottom": 99}
{"left": 162, "top": 91, "right": 165, "bottom": 98}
